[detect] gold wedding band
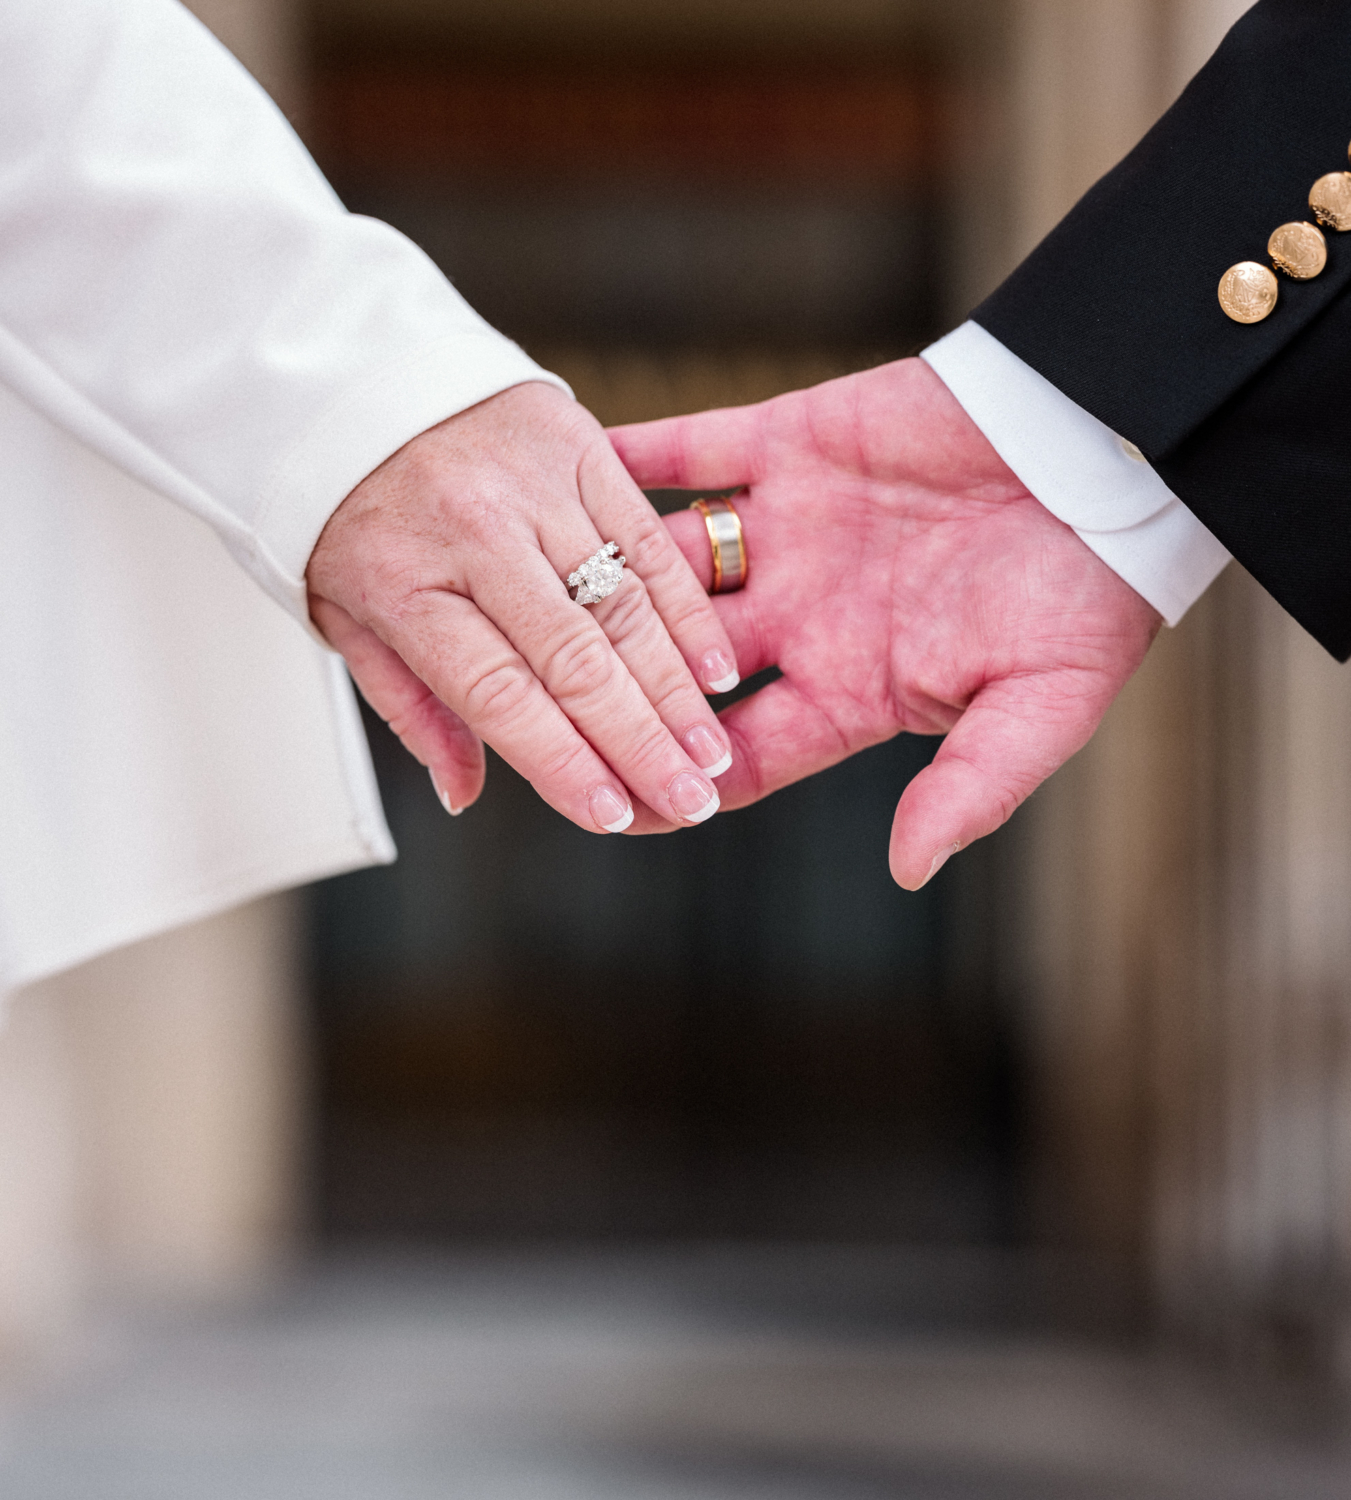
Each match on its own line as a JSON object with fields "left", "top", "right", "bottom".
{"left": 690, "top": 495, "right": 747, "bottom": 594}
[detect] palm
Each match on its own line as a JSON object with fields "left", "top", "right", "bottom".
{"left": 610, "top": 359, "right": 1161, "bottom": 887}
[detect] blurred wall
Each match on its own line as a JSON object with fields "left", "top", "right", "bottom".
{"left": 0, "top": 899, "right": 306, "bottom": 1364}
{"left": 303, "top": 0, "right": 1018, "bottom": 1248}
{"left": 1010, "top": 0, "right": 1351, "bottom": 1376}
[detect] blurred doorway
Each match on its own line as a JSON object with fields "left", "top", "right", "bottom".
{"left": 302, "top": 0, "right": 1021, "bottom": 1248}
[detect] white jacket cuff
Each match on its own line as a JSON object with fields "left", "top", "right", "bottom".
{"left": 921, "top": 320, "right": 1231, "bottom": 626}
{"left": 0, "top": 0, "right": 571, "bottom": 632}
{"left": 250, "top": 338, "right": 567, "bottom": 622}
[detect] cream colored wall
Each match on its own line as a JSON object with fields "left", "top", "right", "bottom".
{"left": 58, "top": 896, "right": 307, "bottom": 1298}
{"left": 0, "top": 898, "right": 305, "bottom": 1364}
{"left": 1009, "top": 0, "right": 1351, "bottom": 1371}
{"left": 1004, "top": 0, "right": 1243, "bottom": 1258}
{"left": 0, "top": 996, "right": 83, "bottom": 1363}
{"left": 1008, "top": 0, "right": 1247, "bottom": 256}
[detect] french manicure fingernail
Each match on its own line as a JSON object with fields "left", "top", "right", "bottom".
{"left": 668, "top": 772, "right": 720, "bottom": 824}
{"left": 704, "top": 650, "right": 739, "bottom": 695}
{"left": 682, "top": 724, "right": 733, "bottom": 778}
{"left": 429, "top": 768, "right": 463, "bottom": 817}
{"left": 590, "top": 785, "right": 634, "bottom": 834}
{"left": 922, "top": 841, "right": 961, "bottom": 887}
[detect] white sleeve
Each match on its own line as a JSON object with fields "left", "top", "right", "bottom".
{"left": 921, "top": 322, "right": 1231, "bottom": 627}
{"left": 0, "top": 0, "right": 569, "bottom": 626}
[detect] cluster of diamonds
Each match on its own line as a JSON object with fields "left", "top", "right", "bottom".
{"left": 568, "top": 541, "right": 626, "bottom": 605}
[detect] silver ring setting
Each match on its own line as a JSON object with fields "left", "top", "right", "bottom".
{"left": 568, "top": 541, "right": 627, "bottom": 606}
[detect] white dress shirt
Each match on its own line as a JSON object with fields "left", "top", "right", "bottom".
{"left": 0, "top": 0, "right": 567, "bottom": 998}
{"left": 923, "top": 322, "right": 1232, "bottom": 626}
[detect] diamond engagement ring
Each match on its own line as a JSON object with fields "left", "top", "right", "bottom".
{"left": 567, "top": 541, "right": 627, "bottom": 606}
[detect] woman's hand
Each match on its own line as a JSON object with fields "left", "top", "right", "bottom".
{"left": 307, "top": 383, "right": 739, "bottom": 833}
{"left": 610, "top": 359, "right": 1161, "bottom": 885}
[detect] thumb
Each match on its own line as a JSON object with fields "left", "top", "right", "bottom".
{"left": 889, "top": 668, "right": 1115, "bottom": 890}
{"left": 310, "top": 596, "right": 487, "bottom": 817}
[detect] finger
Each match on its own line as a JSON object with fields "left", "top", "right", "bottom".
{"left": 662, "top": 504, "right": 775, "bottom": 681}
{"left": 311, "top": 596, "right": 486, "bottom": 816}
{"left": 707, "top": 674, "right": 862, "bottom": 812}
{"left": 663, "top": 506, "right": 715, "bottom": 590}
{"left": 349, "top": 588, "right": 649, "bottom": 837}
{"left": 539, "top": 464, "right": 738, "bottom": 731}
{"left": 578, "top": 441, "right": 739, "bottom": 695}
{"left": 469, "top": 546, "right": 723, "bottom": 827}
{"left": 607, "top": 403, "right": 767, "bottom": 491}
{"left": 889, "top": 669, "right": 1113, "bottom": 891}
{"left": 587, "top": 569, "right": 736, "bottom": 774}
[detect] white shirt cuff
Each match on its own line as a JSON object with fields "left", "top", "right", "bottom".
{"left": 921, "top": 321, "right": 1231, "bottom": 626}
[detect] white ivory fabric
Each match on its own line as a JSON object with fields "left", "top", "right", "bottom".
{"left": 0, "top": 0, "right": 567, "bottom": 996}
{"left": 923, "top": 321, "right": 1232, "bottom": 626}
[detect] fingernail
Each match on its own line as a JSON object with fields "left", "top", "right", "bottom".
{"left": 704, "top": 650, "right": 739, "bottom": 695}
{"left": 668, "top": 772, "right": 719, "bottom": 824}
{"left": 589, "top": 785, "right": 634, "bottom": 834}
{"left": 682, "top": 724, "right": 733, "bottom": 778}
{"left": 921, "top": 841, "right": 961, "bottom": 887}
{"left": 429, "top": 768, "right": 463, "bottom": 817}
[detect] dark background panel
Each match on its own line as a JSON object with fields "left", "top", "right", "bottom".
{"left": 304, "top": 26, "right": 1026, "bottom": 1251}
{"left": 311, "top": 694, "right": 1022, "bottom": 1243}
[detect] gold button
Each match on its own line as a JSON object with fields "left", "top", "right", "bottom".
{"left": 1268, "top": 221, "right": 1327, "bottom": 279}
{"left": 1218, "top": 261, "right": 1279, "bottom": 323}
{"left": 1310, "top": 172, "right": 1351, "bottom": 231}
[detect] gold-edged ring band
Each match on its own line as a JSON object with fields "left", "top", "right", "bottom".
{"left": 690, "top": 495, "right": 748, "bottom": 594}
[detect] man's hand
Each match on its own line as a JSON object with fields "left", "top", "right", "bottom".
{"left": 610, "top": 359, "right": 1161, "bottom": 887}
{"left": 307, "top": 383, "right": 738, "bottom": 834}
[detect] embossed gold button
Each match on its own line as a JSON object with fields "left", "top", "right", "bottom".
{"left": 1218, "top": 261, "right": 1278, "bottom": 323}
{"left": 1268, "top": 221, "right": 1327, "bottom": 279}
{"left": 1310, "top": 172, "right": 1351, "bottom": 231}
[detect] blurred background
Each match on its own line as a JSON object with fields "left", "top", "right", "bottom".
{"left": 5, "top": 0, "right": 1351, "bottom": 1494}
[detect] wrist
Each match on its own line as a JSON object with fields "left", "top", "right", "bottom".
{"left": 922, "top": 322, "right": 1231, "bottom": 626}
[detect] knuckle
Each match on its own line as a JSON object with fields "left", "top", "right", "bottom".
{"left": 534, "top": 735, "right": 598, "bottom": 789}
{"left": 991, "top": 782, "right": 1021, "bottom": 827}
{"left": 576, "top": 421, "right": 621, "bottom": 474}
{"left": 644, "top": 677, "right": 696, "bottom": 725}
{"left": 595, "top": 575, "right": 651, "bottom": 639}
{"left": 596, "top": 714, "right": 674, "bottom": 786}
{"left": 612, "top": 720, "right": 677, "bottom": 782}
{"left": 653, "top": 589, "right": 715, "bottom": 642}
{"left": 547, "top": 629, "right": 618, "bottom": 703}
{"left": 461, "top": 658, "right": 536, "bottom": 730}
{"left": 623, "top": 517, "right": 674, "bottom": 576}
{"left": 384, "top": 687, "right": 437, "bottom": 743}
{"left": 349, "top": 548, "right": 424, "bottom": 620}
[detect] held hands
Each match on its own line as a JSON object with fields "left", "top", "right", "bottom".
{"left": 306, "top": 365, "right": 1159, "bottom": 883}
{"left": 611, "top": 359, "right": 1161, "bottom": 888}
{"left": 306, "top": 383, "right": 737, "bottom": 835}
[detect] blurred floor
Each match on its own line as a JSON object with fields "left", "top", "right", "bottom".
{"left": 2, "top": 1249, "right": 1349, "bottom": 1500}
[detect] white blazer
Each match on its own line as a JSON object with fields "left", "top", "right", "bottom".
{"left": 0, "top": 0, "right": 566, "bottom": 997}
